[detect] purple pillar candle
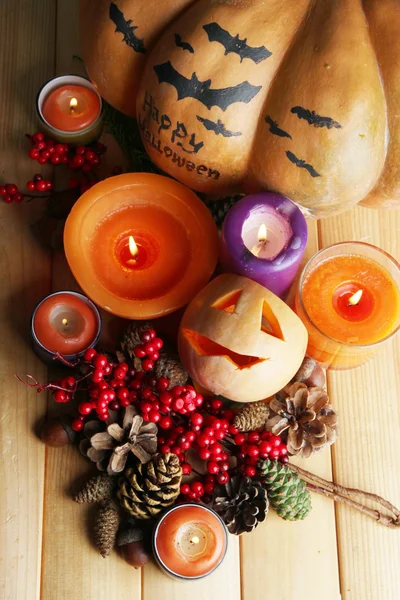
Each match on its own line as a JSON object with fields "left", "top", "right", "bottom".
{"left": 220, "top": 193, "right": 308, "bottom": 298}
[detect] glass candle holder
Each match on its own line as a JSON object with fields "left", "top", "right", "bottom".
{"left": 294, "top": 242, "right": 400, "bottom": 370}
{"left": 31, "top": 291, "right": 102, "bottom": 365}
{"left": 36, "top": 75, "right": 103, "bottom": 144}
{"left": 153, "top": 503, "right": 228, "bottom": 580}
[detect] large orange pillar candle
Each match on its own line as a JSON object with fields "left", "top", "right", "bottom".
{"left": 37, "top": 75, "right": 103, "bottom": 144}
{"left": 31, "top": 291, "right": 102, "bottom": 363}
{"left": 153, "top": 504, "right": 228, "bottom": 580}
{"left": 294, "top": 242, "right": 400, "bottom": 369}
{"left": 64, "top": 174, "right": 219, "bottom": 319}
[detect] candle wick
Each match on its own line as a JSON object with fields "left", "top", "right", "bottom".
{"left": 348, "top": 289, "right": 363, "bottom": 306}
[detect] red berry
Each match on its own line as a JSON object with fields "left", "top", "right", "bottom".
{"left": 181, "top": 463, "right": 192, "bottom": 475}
{"left": 72, "top": 155, "right": 85, "bottom": 167}
{"left": 91, "top": 369, "right": 104, "bottom": 383}
{"left": 117, "top": 387, "right": 129, "bottom": 401}
{"left": 65, "top": 376, "right": 76, "bottom": 388}
{"left": 196, "top": 434, "right": 211, "bottom": 447}
{"left": 36, "top": 141, "right": 46, "bottom": 151}
{"left": 35, "top": 180, "right": 48, "bottom": 192}
{"left": 180, "top": 484, "right": 191, "bottom": 496}
{"left": 279, "top": 446, "right": 288, "bottom": 456}
{"left": 0, "top": 186, "right": 7, "bottom": 196}
{"left": 6, "top": 184, "right": 18, "bottom": 195}
{"left": 50, "top": 154, "right": 61, "bottom": 165}
{"left": 41, "top": 149, "right": 50, "bottom": 160}
{"left": 261, "top": 431, "right": 273, "bottom": 441}
{"left": 220, "top": 452, "right": 229, "bottom": 461}
{"left": 186, "top": 431, "right": 196, "bottom": 443}
{"left": 149, "top": 410, "right": 161, "bottom": 423}
{"left": 84, "top": 348, "right": 97, "bottom": 361}
{"left": 38, "top": 156, "right": 47, "bottom": 164}
{"left": 259, "top": 441, "right": 272, "bottom": 457}
{"left": 248, "top": 431, "right": 261, "bottom": 444}
{"left": 229, "top": 425, "right": 239, "bottom": 435}
{"left": 2, "top": 194, "right": 12, "bottom": 203}
{"left": 211, "top": 398, "right": 223, "bottom": 412}
{"left": 247, "top": 444, "right": 260, "bottom": 458}
{"left": 244, "top": 466, "right": 257, "bottom": 478}
{"left": 271, "top": 435, "right": 282, "bottom": 448}
{"left": 141, "top": 359, "right": 154, "bottom": 372}
{"left": 53, "top": 390, "right": 68, "bottom": 403}
{"left": 210, "top": 442, "right": 223, "bottom": 456}
{"left": 198, "top": 448, "right": 211, "bottom": 460}
{"left": 234, "top": 433, "right": 246, "bottom": 445}
{"left": 191, "top": 412, "right": 203, "bottom": 427}
{"left": 75, "top": 145, "right": 86, "bottom": 155}
{"left": 159, "top": 444, "right": 171, "bottom": 454}
{"left": 109, "top": 400, "right": 120, "bottom": 411}
{"left": 98, "top": 412, "right": 109, "bottom": 421}
{"left": 159, "top": 416, "right": 172, "bottom": 429}
{"left": 155, "top": 376, "right": 169, "bottom": 392}
{"left": 140, "top": 401, "right": 152, "bottom": 413}
{"left": 29, "top": 148, "right": 40, "bottom": 159}
{"left": 14, "top": 193, "right": 23, "bottom": 203}
{"left": 72, "top": 418, "right": 84, "bottom": 431}
{"left": 32, "top": 132, "right": 44, "bottom": 143}
{"left": 219, "top": 461, "right": 229, "bottom": 472}
{"left": 153, "top": 337, "right": 163, "bottom": 350}
{"left": 78, "top": 402, "right": 92, "bottom": 415}
{"left": 216, "top": 472, "right": 229, "bottom": 484}
{"left": 93, "top": 354, "right": 108, "bottom": 369}
{"left": 172, "top": 398, "right": 185, "bottom": 412}
{"left": 222, "top": 409, "right": 234, "bottom": 422}
{"left": 191, "top": 481, "right": 204, "bottom": 497}
{"left": 204, "top": 482, "right": 215, "bottom": 495}
{"left": 207, "top": 461, "right": 219, "bottom": 475}
{"left": 270, "top": 448, "right": 280, "bottom": 460}
{"left": 54, "top": 143, "right": 66, "bottom": 154}
{"left": 120, "top": 397, "right": 130, "bottom": 407}
{"left": 113, "top": 366, "right": 126, "bottom": 380}
{"left": 280, "top": 456, "right": 289, "bottom": 464}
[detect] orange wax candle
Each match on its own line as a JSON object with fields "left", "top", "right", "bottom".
{"left": 31, "top": 291, "right": 101, "bottom": 360}
{"left": 64, "top": 174, "right": 219, "bottom": 319}
{"left": 153, "top": 504, "right": 228, "bottom": 579}
{"left": 295, "top": 243, "right": 400, "bottom": 369}
{"left": 42, "top": 84, "right": 101, "bottom": 132}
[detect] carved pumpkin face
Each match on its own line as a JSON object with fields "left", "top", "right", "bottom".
{"left": 178, "top": 274, "right": 308, "bottom": 403}
{"left": 81, "top": 0, "right": 400, "bottom": 216}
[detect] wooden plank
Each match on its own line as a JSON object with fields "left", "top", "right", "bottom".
{"left": 319, "top": 205, "right": 400, "bottom": 600}
{"left": 240, "top": 220, "right": 341, "bottom": 600}
{"left": 0, "top": 2, "right": 55, "bottom": 599}
{"left": 39, "top": 2, "right": 142, "bottom": 599}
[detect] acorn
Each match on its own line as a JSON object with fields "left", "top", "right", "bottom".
{"left": 292, "top": 356, "right": 326, "bottom": 389}
{"left": 40, "top": 416, "right": 76, "bottom": 447}
{"left": 119, "top": 541, "right": 150, "bottom": 569}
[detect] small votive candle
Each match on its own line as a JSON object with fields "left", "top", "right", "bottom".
{"left": 153, "top": 504, "right": 228, "bottom": 580}
{"left": 294, "top": 242, "right": 400, "bottom": 369}
{"left": 31, "top": 291, "right": 102, "bottom": 364}
{"left": 36, "top": 75, "right": 103, "bottom": 144}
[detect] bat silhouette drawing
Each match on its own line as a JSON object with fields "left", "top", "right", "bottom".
{"left": 203, "top": 22, "right": 272, "bottom": 64}
{"left": 286, "top": 150, "right": 321, "bottom": 178}
{"left": 109, "top": 2, "right": 146, "bottom": 54}
{"left": 174, "top": 33, "right": 194, "bottom": 54}
{"left": 291, "top": 106, "right": 341, "bottom": 129}
{"left": 265, "top": 115, "right": 292, "bottom": 139}
{"left": 197, "top": 116, "right": 242, "bottom": 137}
{"left": 153, "top": 61, "right": 262, "bottom": 111}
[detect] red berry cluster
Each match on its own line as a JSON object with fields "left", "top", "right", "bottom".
{"left": 28, "top": 132, "right": 69, "bottom": 166}
{"left": 133, "top": 329, "right": 164, "bottom": 372}
{"left": 233, "top": 430, "right": 288, "bottom": 478}
{"left": 68, "top": 145, "right": 102, "bottom": 173}
{"left": 0, "top": 183, "right": 24, "bottom": 204}
{"left": 27, "top": 174, "right": 53, "bottom": 193}
{"left": 47, "top": 375, "right": 78, "bottom": 404}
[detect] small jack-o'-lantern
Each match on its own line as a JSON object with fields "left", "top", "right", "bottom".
{"left": 178, "top": 274, "right": 308, "bottom": 403}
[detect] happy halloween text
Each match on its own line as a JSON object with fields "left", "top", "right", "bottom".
{"left": 138, "top": 91, "right": 220, "bottom": 180}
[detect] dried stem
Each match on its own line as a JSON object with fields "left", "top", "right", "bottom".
{"left": 288, "top": 463, "right": 400, "bottom": 529}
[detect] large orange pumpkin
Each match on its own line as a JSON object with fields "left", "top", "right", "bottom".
{"left": 81, "top": 0, "right": 400, "bottom": 216}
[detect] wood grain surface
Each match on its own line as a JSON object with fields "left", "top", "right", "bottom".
{"left": 0, "top": 1, "right": 399, "bottom": 599}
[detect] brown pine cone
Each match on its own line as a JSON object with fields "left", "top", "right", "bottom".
{"left": 94, "top": 504, "right": 120, "bottom": 558}
{"left": 214, "top": 475, "right": 269, "bottom": 534}
{"left": 266, "top": 382, "right": 338, "bottom": 458}
{"left": 73, "top": 473, "right": 115, "bottom": 504}
{"left": 117, "top": 453, "right": 182, "bottom": 520}
{"left": 233, "top": 401, "right": 269, "bottom": 432}
{"left": 120, "top": 322, "right": 154, "bottom": 360}
{"left": 153, "top": 353, "right": 188, "bottom": 388}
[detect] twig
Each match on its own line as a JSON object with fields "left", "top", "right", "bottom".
{"left": 288, "top": 463, "right": 400, "bottom": 529}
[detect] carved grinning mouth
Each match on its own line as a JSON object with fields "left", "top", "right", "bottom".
{"left": 182, "top": 329, "right": 266, "bottom": 369}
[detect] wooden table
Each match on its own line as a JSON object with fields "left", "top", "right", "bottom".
{"left": 1, "top": 1, "right": 400, "bottom": 599}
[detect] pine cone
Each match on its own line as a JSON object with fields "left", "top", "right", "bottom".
{"left": 233, "top": 401, "right": 269, "bottom": 432}
{"left": 258, "top": 458, "right": 311, "bottom": 521}
{"left": 73, "top": 473, "right": 115, "bottom": 504}
{"left": 94, "top": 504, "right": 120, "bottom": 557}
{"left": 117, "top": 453, "right": 182, "bottom": 520}
{"left": 81, "top": 406, "right": 158, "bottom": 475}
{"left": 208, "top": 194, "right": 244, "bottom": 230}
{"left": 214, "top": 476, "right": 268, "bottom": 534}
{"left": 153, "top": 353, "right": 188, "bottom": 388}
{"left": 266, "top": 382, "right": 338, "bottom": 458}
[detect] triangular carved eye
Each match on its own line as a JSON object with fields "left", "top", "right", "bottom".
{"left": 261, "top": 300, "right": 285, "bottom": 341}
{"left": 212, "top": 290, "right": 242, "bottom": 313}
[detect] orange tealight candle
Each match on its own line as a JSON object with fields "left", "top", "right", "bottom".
{"left": 153, "top": 504, "right": 228, "bottom": 580}
{"left": 37, "top": 75, "right": 103, "bottom": 144}
{"left": 295, "top": 243, "right": 400, "bottom": 369}
{"left": 31, "top": 291, "right": 101, "bottom": 362}
{"left": 42, "top": 84, "right": 100, "bottom": 132}
{"left": 64, "top": 174, "right": 219, "bottom": 319}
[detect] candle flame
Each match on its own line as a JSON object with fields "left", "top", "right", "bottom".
{"left": 258, "top": 223, "right": 267, "bottom": 243}
{"left": 69, "top": 97, "right": 78, "bottom": 111}
{"left": 191, "top": 536, "right": 200, "bottom": 545}
{"left": 348, "top": 289, "right": 363, "bottom": 306}
{"left": 62, "top": 318, "right": 68, "bottom": 326}
{"left": 129, "top": 235, "right": 139, "bottom": 258}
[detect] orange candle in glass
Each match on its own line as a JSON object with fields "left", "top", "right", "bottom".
{"left": 64, "top": 173, "right": 219, "bottom": 319}
{"left": 153, "top": 504, "right": 228, "bottom": 580}
{"left": 37, "top": 75, "right": 103, "bottom": 144}
{"left": 295, "top": 242, "right": 400, "bottom": 369}
{"left": 31, "top": 291, "right": 101, "bottom": 363}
